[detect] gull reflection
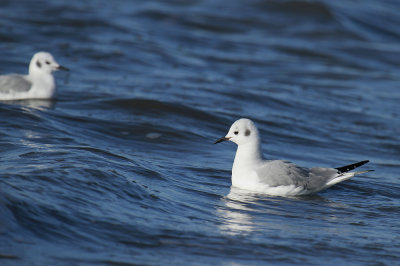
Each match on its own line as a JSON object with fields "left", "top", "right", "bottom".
{"left": 217, "top": 187, "right": 260, "bottom": 235}
{"left": 217, "top": 186, "right": 349, "bottom": 236}
{"left": 3, "top": 99, "right": 57, "bottom": 110}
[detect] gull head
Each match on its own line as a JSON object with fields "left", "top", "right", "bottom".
{"left": 215, "top": 118, "right": 260, "bottom": 146}
{"left": 29, "top": 52, "right": 68, "bottom": 76}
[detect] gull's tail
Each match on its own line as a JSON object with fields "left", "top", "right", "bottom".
{"left": 326, "top": 160, "right": 373, "bottom": 187}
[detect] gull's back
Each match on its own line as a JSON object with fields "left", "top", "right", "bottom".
{"left": 255, "top": 160, "right": 351, "bottom": 194}
{"left": 0, "top": 74, "right": 32, "bottom": 94}
{"left": 255, "top": 160, "right": 310, "bottom": 187}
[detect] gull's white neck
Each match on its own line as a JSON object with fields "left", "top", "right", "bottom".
{"left": 232, "top": 140, "right": 263, "bottom": 187}
{"left": 27, "top": 68, "right": 56, "bottom": 99}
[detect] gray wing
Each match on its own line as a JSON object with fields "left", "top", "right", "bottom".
{"left": 255, "top": 160, "right": 311, "bottom": 187}
{"left": 0, "top": 74, "right": 32, "bottom": 93}
{"left": 308, "top": 167, "right": 341, "bottom": 190}
{"left": 256, "top": 160, "right": 344, "bottom": 191}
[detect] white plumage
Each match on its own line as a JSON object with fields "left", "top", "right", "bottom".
{"left": 215, "top": 118, "right": 371, "bottom": 196}
{"left": 0, "top": 52, "right": 68, "bottom": 100}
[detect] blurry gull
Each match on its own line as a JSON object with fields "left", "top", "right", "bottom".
{"left": 0, "top": 52, "right": 68, "bottom": 100}
{"left": 215, "top": 118, "right": 372, "bottom": 196}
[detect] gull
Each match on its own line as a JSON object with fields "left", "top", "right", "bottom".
{"left": 214, "top": 118, "right": 371, "bottom": 196}
{"left": 0, "top": 52, "right": 68, "bottom": 100}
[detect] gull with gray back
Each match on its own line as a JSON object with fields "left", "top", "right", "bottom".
{"left": 0, "top": 52, "right": 68, "bottom": 100}
{"left": 215, "top": 118, "right": 372, "bottom": 196}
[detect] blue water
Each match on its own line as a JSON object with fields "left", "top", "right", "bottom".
{"left": 1, "top": 0, "right": 400, "bottom": 265}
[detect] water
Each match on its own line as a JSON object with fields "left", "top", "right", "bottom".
{"left": 1, "top": 0, "right": 399, "bottom": 265}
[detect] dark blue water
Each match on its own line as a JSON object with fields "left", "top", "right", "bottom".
{"left": 1, "top": 0, "right": 400, "bottom": 265}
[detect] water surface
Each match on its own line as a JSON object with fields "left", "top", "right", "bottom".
{"left": 0, "top": 0, "right": 399, "bottom": 265}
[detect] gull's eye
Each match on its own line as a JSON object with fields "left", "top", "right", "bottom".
{"left": 234, "top": 131, "right": 239, "bottom": 135}
{"left": 46, "top": 61, "right": 51, "bottom": 65}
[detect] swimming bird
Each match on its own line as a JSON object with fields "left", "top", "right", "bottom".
{"left": 0, "top": 52, "right": 68, "bottom": 100}
{"left": 214, "top": 118, "right": 371, "bottom": 196}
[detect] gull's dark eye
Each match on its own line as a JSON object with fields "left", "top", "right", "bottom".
{"left": 234, "top": 131, "right": 239, "bottom": 135}
{"left": 46, "top": 61, "right": 51, "bottom": 65}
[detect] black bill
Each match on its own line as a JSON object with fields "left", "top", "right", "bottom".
{"left": 214, "top": 137, "right": 230, "bottom": 144}
{"left": 57, "top": 65, "right": 69, "bottom": 71}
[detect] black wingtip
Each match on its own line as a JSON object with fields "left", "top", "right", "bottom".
{"left": 335, "top": 160, "right": 370, "bottom": 174}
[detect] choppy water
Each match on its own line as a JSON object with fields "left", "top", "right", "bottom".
{"left": 1, "top": 0, "right": 400, "bottom": 265}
